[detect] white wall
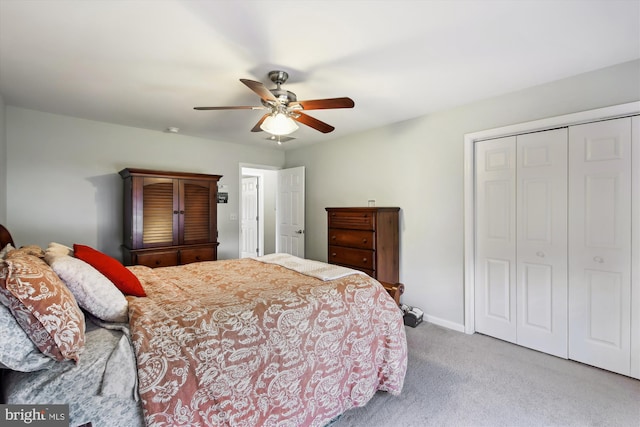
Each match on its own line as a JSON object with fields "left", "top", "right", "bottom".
{"left": 285, "top": 59, "right": 640, "bottom": 330}
{"left": 0, "top": 95, "right": 6, "bottom": 224}
{"left": 5, "top": 107, "right": 285, "bottom": 259}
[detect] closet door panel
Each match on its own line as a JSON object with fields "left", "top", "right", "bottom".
{"left": 521, "top": 262, "right": 552, "bottom": 329}
{"left": 516, "top": 129, "right": 568, "bottom": 358}
{"left": 569, "top": 117, "right": 631, "bottom": 376}
{"left": 475, "top": 137, "right": 517, "bottom": 343}
{"left": 485, "top": 259, "right": 512, "bottom": 320}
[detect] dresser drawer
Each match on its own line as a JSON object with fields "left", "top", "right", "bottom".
{"left": 180, "top": 247, "right": 216, "bottom": 265}
{"left": 135, "top": 250, "right": 179, "bottom": 268}
{"left": 328, "top": 228, "right": 375, "bottom": 250}
{"left": 334, "top": 263, "right": 374, "bottom": 277}
{"left": 328, "top": 211, "right": 375, "bottom": 230}
{"left": 329, "top": 245, "right": 374, "bottom": 270}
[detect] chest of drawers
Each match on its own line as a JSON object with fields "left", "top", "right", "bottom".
{"left": 326, "top": 207, "right": 400, "bottom": 284}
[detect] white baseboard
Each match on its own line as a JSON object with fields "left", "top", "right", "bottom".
{"left": 424, "top": 314, "right": 465, "bottom": 333}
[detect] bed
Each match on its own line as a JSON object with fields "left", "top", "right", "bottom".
{"left": 0, "top": 224, "right": 407, "bottom": 426}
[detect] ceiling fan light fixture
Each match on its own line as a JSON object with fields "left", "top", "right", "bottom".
{"left": 194, "top": 70, "right": 354, "bottom": 136}
{"left": 260, "top": 113, "right": 299, "bottom": 136}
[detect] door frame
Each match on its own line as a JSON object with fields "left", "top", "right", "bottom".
{"left": 463, "top": 101, "right": 640, "bottom": 335}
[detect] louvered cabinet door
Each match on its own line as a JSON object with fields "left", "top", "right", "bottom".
{"left": 141, "top": 177, "right": 179, "bottom": 247}
{"left": 180, "top": 179, "right": 216, "bottom": 245}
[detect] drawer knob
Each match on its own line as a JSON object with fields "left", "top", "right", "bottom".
{"left": 362, "top": 258, "right": 367, "bottom": 262}
{"left": 331, "top": 236, "right": 336, "bottom": 240}
{"left": 362, "top": 238, "right": 367, "bottom": 243}
{"left": 331, "top": 253, "right": 337, "bottom": 257}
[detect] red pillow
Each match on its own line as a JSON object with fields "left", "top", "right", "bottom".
{"left": 73, "top": 244, "right": 146, "bottom": 297}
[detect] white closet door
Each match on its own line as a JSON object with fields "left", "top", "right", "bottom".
{"left": 568, "top": 117, "right": 632, "bottom": 376}
{"left": 516, "top": 129, "right": 568, "bottom": 358}
{"left": 632, "top": 116, "right": 640, "bottom": 380}
{"left": 475, "top": 137, "right": 517, "bottom": 343}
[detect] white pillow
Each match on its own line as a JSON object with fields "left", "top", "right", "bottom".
{"left": 44, "top": 242, "right": 74, "bottom": 264}
{"left": 49, "top": 255, "right": 129, "bottom": 323}
{"left": 0, "top": 243, "right": 15, "bottom": 259}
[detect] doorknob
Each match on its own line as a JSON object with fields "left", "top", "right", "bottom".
{"left": 295, "top": 230, "right": 304, "bottom": 234}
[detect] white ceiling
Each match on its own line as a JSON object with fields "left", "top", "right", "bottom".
{"left": 1, "top": 0, "right": 639, "bottom": 150}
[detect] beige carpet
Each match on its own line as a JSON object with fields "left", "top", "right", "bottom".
{"left": 331, "top": 322, "right": 640, "bottom": 427}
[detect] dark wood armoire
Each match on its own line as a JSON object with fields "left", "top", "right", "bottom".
{"left": 120, "top": 168, "right": 222, "bottom": 268}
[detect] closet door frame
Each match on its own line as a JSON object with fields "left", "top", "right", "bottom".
{"left": 463, "top": 101, "right": 640, "bottom": 378}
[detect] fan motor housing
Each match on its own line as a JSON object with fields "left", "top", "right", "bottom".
{"left": 270, "top": 88, "right": 296, "bottom": 104}
{"left": 268, "top": 70, "right": 289, "bottom": 85}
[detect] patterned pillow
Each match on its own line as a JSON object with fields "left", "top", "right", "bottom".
{"left": 0, "top": 255, "right": 85, "bottom": 362}
{"left": 8, "top": 245, "right": 46, "bottom": 259}
{"left": 49, "top": 255, "right": 129, "bottom": 323}
{"left": 0, "top": 301, "right": 55, "bottom": 371}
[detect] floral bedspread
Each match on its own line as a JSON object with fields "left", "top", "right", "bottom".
{"left": 127, "top": 257, "right": 407, "bottom": 427}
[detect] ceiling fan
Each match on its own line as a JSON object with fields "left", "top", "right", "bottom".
{"left": 194, "top": 70, "right": 355, "bottom": 136}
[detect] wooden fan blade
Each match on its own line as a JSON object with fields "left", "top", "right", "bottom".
{"left": 292, "top": 112, "right": 335, "bottom": 133}
{"left": 251, "top": 114, "right": 269, "bottom": 132}
{"left": 194, "top": 106, "right": 263, "bottom": 110}
{"left": 290, "top": 97, "right": 354, "bottom": 110}
{"left": 240, "top": 79, "right": 277, "bottom": 102}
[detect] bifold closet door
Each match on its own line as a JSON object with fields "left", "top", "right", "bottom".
{"left": 476, "top": 130, "right": 568, "bottom": 356}
{"left": 515, "top": 129, "right": 568, "bottom": 357}
{"left": 475, "top": 136, "right": 517, "bottom": 343}
{"left": 568, "top": 117, "right": 632, "bottom": 376}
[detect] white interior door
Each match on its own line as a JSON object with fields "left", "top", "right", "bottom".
{"left": 632, "top": 116, "right": 640, "bottom": 380}
{"left": 240, "top": 176, "right": 258, "bottom": 258}
{"left": 516, "top": 129, "right": 568, "bottom": 358}
{"left": 568, "top": 117, "right": 632, "bottom": 376}
{"left": 475, "top": 136, "right": 517, "bottom": 343}
{"left": 276, "top": 166, "right": 305, "bottom": 257}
